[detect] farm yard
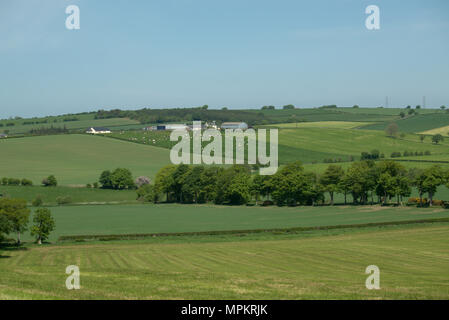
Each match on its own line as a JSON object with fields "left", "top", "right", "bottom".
{"left": 1, "top": 106, "right": 449, "bottom": 300}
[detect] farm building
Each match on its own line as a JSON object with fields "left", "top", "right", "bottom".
{"left": 0, "top": 134, "right": 7, "bottom": 138}
{"left": 145, "top": 124, "right": 189, "bottom": 131}
{"left": 86, "top": 127, "right": 111, "bottom": 134}
{"left": 220, "top": 122, "right": 248, "bottom": 130}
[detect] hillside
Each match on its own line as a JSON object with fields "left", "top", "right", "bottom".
{"left": 0, "top": 134, "right": 170, "bottom": 185}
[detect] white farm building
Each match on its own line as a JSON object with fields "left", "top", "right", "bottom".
{"left": 220, "top": 122, "right": 248, "bottom": 130}
{"left": 86, "top": 127, "right": 111, "bottom": 134}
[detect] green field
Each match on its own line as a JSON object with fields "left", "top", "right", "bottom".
{"left": 14, "top": 204, "right": 449, "bottom": 242}
{"left": 0, "top": 134, "right": 170, "bottom": 185}
{"left": 0, "top": 186, "right": 137, "bottom": 205}
{"left": 0, "top": 114, "right": 139, "bottom": 134}
{"left": 1, "top": 222, "right": 448, "bottom": 299}
{"left": 360, "top": 113, "right": 449, "bottom": 133}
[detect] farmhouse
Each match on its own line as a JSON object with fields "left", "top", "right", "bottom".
{"left": 0, "top": 134, "right": 7, "bottom": 138}
{"left": 221, "top": 122, "right": 248, "bottom": 130}
{"left": 86, "top": 127, "right": 111, "bottom": 134}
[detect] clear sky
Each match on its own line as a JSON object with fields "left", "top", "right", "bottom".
{"left": 0, "top": 0, "right": 448, "bottom": 118}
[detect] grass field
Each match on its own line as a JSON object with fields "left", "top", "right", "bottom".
{"left": 1, "top": 222, "right": 448, "bottom": 299}
{"left": 0, "top": 114, "right": 139, "bottom": 134}
{"left": 15, "top": 204, "right": 449, "bottom": 242}
{"left": 0, "top": 186, "right": 137, "bottom": 205}
{"left": 0, "top": 134, "right": 170, "bottom": 185}
{"left": 360, "top": 113, "right": 449, "bottom": 133}
{"left": 261, "top": 121, "right": 370, "bottom": 129}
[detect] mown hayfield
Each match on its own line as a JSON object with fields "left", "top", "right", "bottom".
{"left": 0, "top": 186, "right": 137, "bottom": 205}
{"left": 360, "top": 113, "right": 449, "bottom": 133}
{"left": 0, "top": 134, "right": 170, "bottom": 185}
{"left": 17, "top": 204, "right": 449, "bottom": 242}
{"left": 1, "top": 222, "right": 448, "bottom": 299}
{"left": 420, "top": 125, "right": 449, "bottom": 136}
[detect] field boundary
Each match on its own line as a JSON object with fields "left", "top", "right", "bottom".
{"left": 58, "top": 217, "right": 449, "bottom": 242}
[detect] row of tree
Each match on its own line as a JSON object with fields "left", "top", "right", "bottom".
{"left": 137, "top": 161, "right": 449, "bottom": 207}
{"left": 0, "top": 199, "right": 55, "bottom": 245}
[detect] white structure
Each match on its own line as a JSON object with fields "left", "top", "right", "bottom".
{"left": 86, "top": 127, "right": 111, "bottom": 134}
{"left": 0, "top": 134, "right": 7, "bottom": 138}
{"left": 220, "top": 122, "right": 248, "bottom": 130}
{"left": 164, "top": 124, "right": 189, "bottom": 131}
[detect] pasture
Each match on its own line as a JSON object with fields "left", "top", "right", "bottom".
{"left": 1, "top": 222, "right": 448, "bottom": 299}
{"left": 0, "top": 134, "right": 170, "bottom": 185}
{"left": 16, "top": 204, "right": 449, "bottom": 242}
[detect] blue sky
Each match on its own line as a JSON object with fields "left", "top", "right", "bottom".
{"left": 0, "top": 0, "right": 448, "bottom": 118}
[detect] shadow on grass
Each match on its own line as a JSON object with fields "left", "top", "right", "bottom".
{"left": 0, "top": 242, "right": 29, "bottom": 252}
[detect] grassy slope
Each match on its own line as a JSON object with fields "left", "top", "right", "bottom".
{"left": 360, "top": 113, "right": 449, "bottom": 133}
{"left": 17, "top": 204, "right": 449, "bottom": 241}
{"left": 0, "top": 134, "right": 170, "bottom": 185}
{"left": 1, "top": 222, "right": 448, "bottom": 299}
{"left": 0, "top": 114, "right": 139, "bottom": 134}
{"left": 276, "top": 128, "right": 449, "bottom": 163}
{"left": 420, "top": 125, "right": 449, "bottom": 136}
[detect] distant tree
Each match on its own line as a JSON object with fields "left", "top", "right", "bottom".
{"left": 419, "top": 135, "right": 425, "bottom": 143}
{"left": 0, "top": 198, "right": 30, "bottom": 244}
{"left": 352, "top": 105, "right": 359, "bottom": 108}
{"left": 154, "top": 165, "right": 176, "bottom": 202}
{"left": 110, "top": 168, "right": 135, "bottom": 190}
{"left": 320, "top": 165, "right": 345, "bottom": 205}
{"left": 30, "top": 208, "right": 55, "bottom": 244}
{"left": 385, "top": 123, "right": 399, "bottom": 137}
{"left": 416, "top": 105, "right": 421, "bottom": 109}
{"left": 282, "top": 104, "right": 295, "bottom": 110}
{"left": 221, "top": 107, "right": 228, "bottom": 110}
{"left": 21, "top": 179, "right": 33, "bottom": 186}
{"left": 42, "top": 175, "right": 57, "bottom": 187}
{"left": 406, "top": 105, "right": 411, "bottom": 109}
{"left": 440, "top": 105, "right": 446, "bottom": 110}
{"left": 136, "top": 184, "right": 158, "bottom": 203}
{"left": 423, "top": 166, "right": 445, "bottom": 206}
{"left": 99, "top": 170, "right": 112, "bottom": 189}
{"left": 432, "top": 134, "right": 444, "bottom": 144}
{"left": 399, "top": 111, "right": 405, "bottom": 118}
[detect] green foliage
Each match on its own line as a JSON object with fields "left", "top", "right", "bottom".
{"left": 21, "top": 178, "right": 33, "bottom": 186}
{"left": 32, "top": 196, "right": 43, "bottom": 207}
{"left": 42, "top": 175, "right": 57, "bottom": 187}
{"left": 0, "top": 198, "right": 30, "bottom": 244}
{"left": 432, "top": 134, "right": 444, "bottom": 144}
{"left": 56, "top": 196, "right": 72, "bottom": 205}
{"left": 100, "top": 168, "right": 135, "bottom": 190}
{"left": 30, "top": 208, "right": 55, "bottom": 244}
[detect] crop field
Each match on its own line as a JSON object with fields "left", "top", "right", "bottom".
{"left": 0, "top": 114, "right": 139, "bottom": 134}
{"left": 0, "top": 186, "right": 137, "bottom": 206}
{"left": 275, "top": 127, "right": 449, "bottom": 163}
{"left": 14, "top": 204, "right": 449, "bottom": 242}
{"left": 261, "top": 121, "right": 370, "bottom": 129}
{"left": 0, "top": 134, "right": 170, "bottom": 185}
{"left": 360, "top": 113, "right": 449, "bottom": 133}
{"left": 1, "top": 222, "right": 448, "bottom": 299}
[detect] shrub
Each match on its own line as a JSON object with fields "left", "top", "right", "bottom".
{"left": 1, "top": 177, "right": 7, "bottom": 185}
{"left": 432, "top": 200, "right": 443, "bottom": 206}
{"left": 21, "top": 178, "right": 33, "bottom": 186}
{"left": 136, "top": 184, "right": 158, "bottom": 203}
{"left": 86, "top": 183, "right": 92, "bottom": 188}
{"left": 93, "top": 182, "right": 99, "bottom": 188}
{"left": 390, "top": 152, "right": 402, "bottom": 158}
{"left": 7, "top": 178, "right": 21, "bottom": 186}
{"left": 56, "top": 196, "right": 72, "bottom": 205}
{"left": 32, "top": 196, "right": 43, "bottom": 207}
{"left": 262, "top": 200, "right": 274, "bottom": 206}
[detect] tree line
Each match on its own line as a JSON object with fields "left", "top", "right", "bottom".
{"left": 135, "top": 161, "right": 449, "bottom": 207}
